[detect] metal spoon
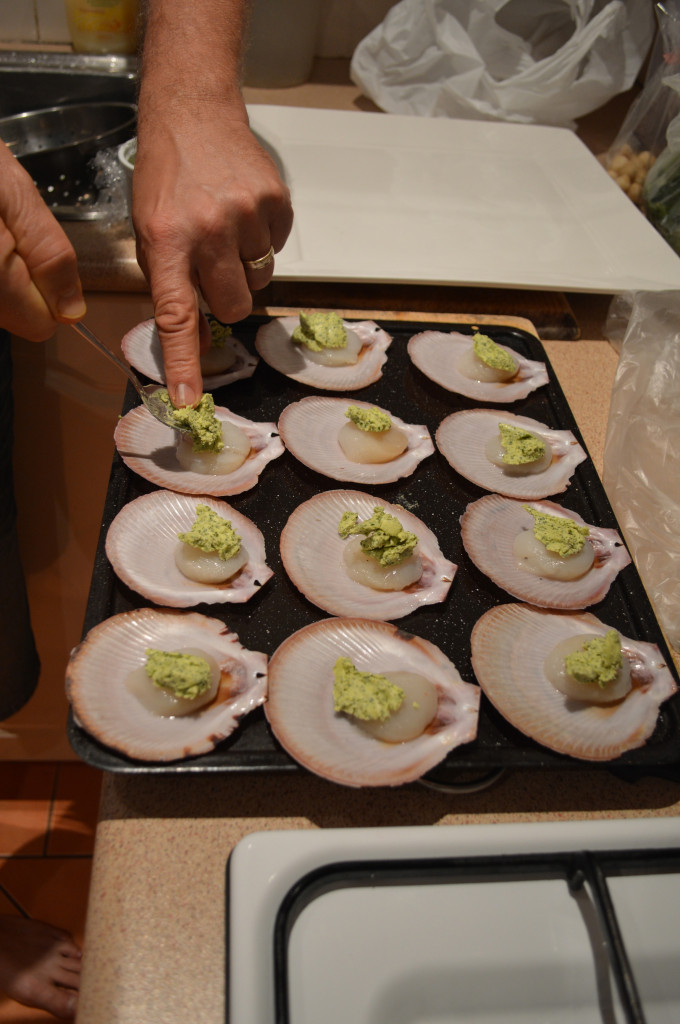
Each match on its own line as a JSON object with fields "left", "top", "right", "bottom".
{"left": 70, "top": 320, "right": 191, "bottom": 433}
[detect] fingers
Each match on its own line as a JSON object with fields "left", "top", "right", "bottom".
{"left": 0, "top": 144, "right": 85, "bottom": 340}
{"left": 133, "top": 116, "right": 293, "bottom": 399}
{"left": 144, "top": 259, "right": 204, "bottom": 409}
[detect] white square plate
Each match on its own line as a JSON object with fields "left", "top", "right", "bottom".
{"left": 248, "top": 105, "right": 680, "bottom": 293}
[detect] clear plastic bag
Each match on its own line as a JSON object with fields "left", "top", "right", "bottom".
{"left": 350, "top": 0, "right": 655, "bottom": 129}
{"left": 604, "top": 2, "right": 680, "bottom": 207}
{"left": 603, "top": 290, "right": 680, "bottom": 651}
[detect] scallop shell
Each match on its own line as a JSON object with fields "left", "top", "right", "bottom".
{"left": 277, "top": 396, "right": 434, "bottom": 484}
{"left": 436, "top": 409, "right": 587, "bottom": 498}
{"left": 105, "top": 490, "right": 273, "bottom": 607}
{"left": 280, "top": 489, "right": 456, "bottom": 620}
{"left": 460, "top": 495, "right": 631, "bottom": 609}
{"left": 121, "top": 318, "right": 258, "bottom": 390}
{"left": 408, "top": 330, "right": 548, "bottom": 402}
{"left": 265, "top": 617, "right": 480, "bottom": 787}
{"left": 113, "top": 404, "right": 284, "bottom": 496}
{"left": 254, "top": 316, "right": 392, "bottom": 390}
{"left": 66, "top": 608, "right": 268, "bottom": 762}
{"left": 471, "top": 603, "right": 678, "bottom": 761}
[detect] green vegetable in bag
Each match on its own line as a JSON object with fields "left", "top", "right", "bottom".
{"left": 643, "top": 144, "right": 680, "bottom": 254}
{"left": 643, "top": 72, "right": 680, "bottom": 255}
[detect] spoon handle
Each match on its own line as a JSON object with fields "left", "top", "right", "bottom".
{"left": 70, "top": 321, "right": 144, "bottom": 396}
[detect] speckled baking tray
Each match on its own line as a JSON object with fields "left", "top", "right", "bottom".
{"left": 67, "top": 315, "right": 680, "bottom": 781}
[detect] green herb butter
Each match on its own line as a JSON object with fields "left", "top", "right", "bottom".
{"left": 498, "top": 423, "right": 546, "bottom": 465}
{"left": 473, "top": 331, "right": 517, "bottom": 373}
{"left": 208, "top": 317, "right": 233, "bottom": 347}
{"left": 144, "top": 649, "right": 212, "bottom": 700}
{"left": 564, "top": 630, "right": 623, "bottom": 689}
{"left": 338, "top": 506, "right": 418, "bottom": 566}
{"left": 524, "top": 506, "right": 589, "bottom": 557}
{"left": 168, "top": 392, "right": 224, "bottom": 453}
{"left": 292, "top": 311, "right": 347, "bottom": 352}
{"left": 333, "top": 657, "right": 404, "bottom": 721}
{"left": 345, "top": 405, "right": 391, "bottom": 433}
{"left": 177, "top": 504, "right": 241, "bottom": 561}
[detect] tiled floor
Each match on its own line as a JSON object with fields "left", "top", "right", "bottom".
{"left": 0, "top": 761, "right": 101, "bottom": 1021}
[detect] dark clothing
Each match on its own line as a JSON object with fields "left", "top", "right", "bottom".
{"left": 0, "top": 330, "right": 40, "bottom": 718}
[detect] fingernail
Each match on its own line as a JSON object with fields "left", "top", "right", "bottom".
{"left": 174, "top": 383, "right": 197, "bottom": 408}
{"left": 57, "top": 291, "right": 87, "bottom": 321}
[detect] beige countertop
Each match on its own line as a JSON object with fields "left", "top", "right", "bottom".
{"left": 70, "top": 67, "right": 680, "bottom": 1024}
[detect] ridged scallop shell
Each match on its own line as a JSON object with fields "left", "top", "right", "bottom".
{"left": 436, "top": 409, "right": 586, "bottom": 498}
{"left": 105, "top": 490, "right": 273, "bottom": 607}
{"left": 471, "top": 603, "right": 678, "bottom": 761}
{"left": 460, "top": 495, "right": 631, "bottom": 609}
{"left": 265, "top": 617, "right": 480, "bottom": 787}
{"left": 277, "top": 396, "right": 434, "bottom": 483}
{"left": 113, "top": 404, "right": 284, "bottom": 496}
{"left": 408, "top": 330, "right": 548, "bottom": 402}
{"left": 254, "top": 316, "right": 392, "bottom": 390}
{"left": 66, "top": 608, "right": 268, "bottom": 762}
{"left": 121, "top": 318, "right": 258, "bottom": 390}
{"left": 280, "top": 489, "right": 456, "bottom": 620}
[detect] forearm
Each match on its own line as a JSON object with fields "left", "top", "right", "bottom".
{"left": 133, "top": 0, "right": 293, "bottom": 408}
{"left": 139, "top": 0, "right": 251, "bottom": 117}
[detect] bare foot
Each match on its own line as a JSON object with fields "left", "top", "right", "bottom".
{"left": 0, "top": 915, "right": 81, "bottom": 1019}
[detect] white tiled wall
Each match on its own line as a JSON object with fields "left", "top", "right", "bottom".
{"left": 0, "top": 0, "right": 399, "bottom": 53}
{"left": 317, "top": 0, "right": 399, "bottom": 57}
{"left": 35, "top": 0, "right": 70, "bottom": 42}
{"left": 0, "top": 0, "right": 69, "bottom": 43}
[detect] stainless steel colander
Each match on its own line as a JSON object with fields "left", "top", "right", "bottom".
{"left": 0, "top": 101, "right": 136, "bottom": 219}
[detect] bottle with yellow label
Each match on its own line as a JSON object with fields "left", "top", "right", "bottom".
{"left": 65, "top": 0, "right": 140, "bottom": 55}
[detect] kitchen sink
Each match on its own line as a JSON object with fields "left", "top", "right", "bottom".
{"left": 0, "top": 51, "right": 137, "bottom": 219}
{"left": 0, "top": 50, "right": 137, "bottom": 117}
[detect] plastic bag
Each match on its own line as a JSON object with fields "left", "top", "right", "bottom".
{"left": 604, "top": 1, "right": 680, "bottom": 206}
{"left": 643, "top": 74, "right": 680, "bottom": 253}
{"left": 351, "top": 0, "right": 655, "bottom": 129}
{"left": 603, "top": 290, "right": 680, "bottom": 652}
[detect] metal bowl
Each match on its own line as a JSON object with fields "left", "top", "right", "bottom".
{"left": 0, "top": 101, "right": 137, "bottom": 218}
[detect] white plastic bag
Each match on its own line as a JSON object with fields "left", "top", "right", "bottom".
{"left": 351, "top": 0, "right": 655, "bottom": 129}
{"left": 603, "top": 290, "right": 680, "bottom": 651}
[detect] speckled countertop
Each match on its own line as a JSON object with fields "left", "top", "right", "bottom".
{"left": 69, "top": 71, "right": 680, "bottom": 1024}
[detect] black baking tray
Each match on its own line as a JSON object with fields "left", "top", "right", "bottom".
{"left": 67, "top": 315, "right": 680, "bottom": 780}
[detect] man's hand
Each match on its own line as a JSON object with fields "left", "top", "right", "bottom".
{"left": 0, "top": 142, "right": 86, "bottom": 340}
{"left": 135, "top": 0, "right": 294, "bottom": 409}
{"left": 133, "top": 107, "right": 293, "bottom": 408}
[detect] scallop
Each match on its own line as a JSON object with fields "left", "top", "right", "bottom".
{"left": 121, "top": 318, "right": 258, "bottom": 390}
{"left": 105, "top": 491, "right": 273, "bottom": 607}
{"left": 277, "top": 397, "right": 434, "bottom": 484}
{"left": 265, "top": 617, "right": 480, "bottom": 787}
{"left": 66, "top": 608, "right": 268, "bottom": 762}
{"left": 460, "top": 495, "right": 631, "bottom": 609}
{"left": 408, "top": 330, "right": 548, "bottom": 402}
{"left": 436, "top": 409, "right": 587, "bottom": 498}
{"left": 470, "top": 603, "right": 678, "bottom": 761}
{"left": 254, "top": 316, "right": 392, "bottom": 390}
{"left": 280, "top": 489, "right": 456, "bottom": 620}
{"left": 113, "top": 404, "right": 284, "bottom": 496}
